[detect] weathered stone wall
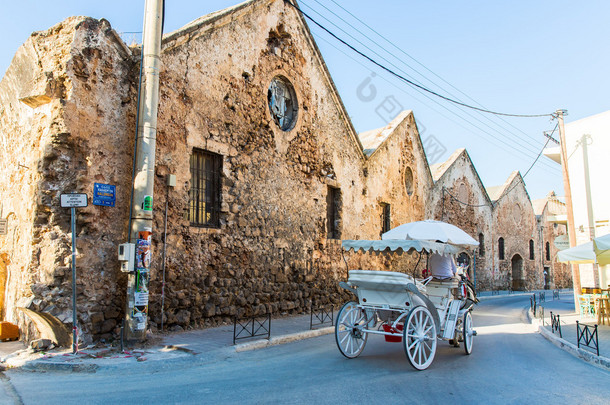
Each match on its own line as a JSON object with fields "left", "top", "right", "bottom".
{"left": 428, "top": 149, "right": 493, "bottom": 288}
{"left": 491, "top": 173, "right": 539, "bottom": 290}
{"left": 0, "top": 17, "right": 137, "bottom": 342}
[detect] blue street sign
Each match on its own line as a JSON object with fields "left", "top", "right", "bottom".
{"left": 93, "top": 183, "right": 116, "bottom": 207}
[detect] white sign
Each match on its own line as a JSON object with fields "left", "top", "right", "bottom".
{"left": 134, "top": 292, "right": 149, "bottom": 306}
{"left": 554, "top": 234, "right": 570, "bottom": 251}
{"left": 0, "top": 219, "right": 7, "bottom": 235}
{"left": 60, "top": 193, "right": 88, "bottom": 208}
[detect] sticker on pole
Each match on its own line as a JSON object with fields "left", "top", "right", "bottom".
{"left": 143, "top": 195, "right": 153, "bottom": 211}
{"left": 61, "top": 193, "right": 88, "bottom": 208}
{"left": 0, "top": 219, "right": 7, "bottom": 235}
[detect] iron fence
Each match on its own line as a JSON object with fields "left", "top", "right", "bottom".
{"left": 310, "top": 305, "right": 334, "bottom": 330}
{"left": 530, "top": 294, "right": 537, "bottom": 315}
{"left": 550, "top": 311, "right": 562, "bottom": 338}
{"left": 553, "top": 289, "right": 560, "bottom": 300}
{"left": 538, "top": 291, "right": 546, "bottom": 303}
{"left": 233, "top": 313, "right": 271, "bottom": 345}
{"left": 576, "top": 321, "right": 599, "bottom": 356}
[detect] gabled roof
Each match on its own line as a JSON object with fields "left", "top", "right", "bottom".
{"left": 431, "top": 148, "right": 492, "bottom": 206}
{"left": 486, "top": 171, "right": 530, "bottom": 204}
{"left": 161, "top": 0, "right": 365, "bottom": 159}
{"left": 357, "top": 110, "right": 412, "bottom": 157}
{"left": 430, "top": 148, "right": 465, "bottom": 182}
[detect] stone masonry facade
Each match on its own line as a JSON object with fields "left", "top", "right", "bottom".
{"left": 0, "top": 0, "right": 568, "bottom": 343}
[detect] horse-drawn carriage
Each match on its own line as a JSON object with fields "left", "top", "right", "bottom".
{"left": 336, "top": 221, "right": 479, "bottom": 370}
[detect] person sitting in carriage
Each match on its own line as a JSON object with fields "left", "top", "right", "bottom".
{"left": 429, "top": 253, "right": 458, "bottom": 280}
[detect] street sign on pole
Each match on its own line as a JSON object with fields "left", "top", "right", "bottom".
{"left": 60, "top": 193, "right": 88, "bottom": 208}
{"left": 61, "top": 192, "right": 88, "bottom": 353}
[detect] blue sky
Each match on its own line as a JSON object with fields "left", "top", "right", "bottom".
{"left": 2, "top": 1, "right": 609, "bottom": 200}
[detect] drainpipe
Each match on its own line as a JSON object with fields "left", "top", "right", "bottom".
{"left": 124, "top": 0, "right": 164, "bottom": 342}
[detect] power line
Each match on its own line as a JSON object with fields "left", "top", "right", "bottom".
{"left": 286, "top": 0, "right": 555, "bottom": 119}
{"left": 314, "top": 0, "right": 553, "bottom": 154}
{"left": 299, "top": 1, "right": 560, "bottom": 173}
{"left": 443, "top": 122, "right": 559, "bottom": 209}
{"left": 304, "top": 13, "right": 560, "bottom": 174}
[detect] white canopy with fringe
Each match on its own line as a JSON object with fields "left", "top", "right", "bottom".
{"left": 342, "top": 239, "right": 460, "bottom": 256}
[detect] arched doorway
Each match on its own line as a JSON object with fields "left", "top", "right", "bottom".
{"left": 511, "top": 254, "right": 524, "bottom": 291}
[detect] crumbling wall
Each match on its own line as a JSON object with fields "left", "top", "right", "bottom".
{"left": 428, "top": 150, "right": 493, "bottom": 289}
{"left": 0, "top": 17, "right": 136, "bottom": 342}
{"left": 492, "top": 174, "right": 539, "bottom": 290}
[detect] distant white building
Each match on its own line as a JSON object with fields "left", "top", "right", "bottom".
{"left": 545, "top": 110, "right": 610, "bottom": 288}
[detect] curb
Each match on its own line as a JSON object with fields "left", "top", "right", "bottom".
{"left": 2, "top": 326, "right": 335, "bottom": 373}
{"left": 529, "top": 309, "right": 610, "bottom": 372}
{"left": 235, "top": 326, "right": 334, "bottom": 352}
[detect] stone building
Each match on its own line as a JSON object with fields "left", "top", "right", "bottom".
{"left": 0, "top": 0, "right": 568, "bottom": 343}
{"left": 533, "top": 192, "right": 571, "bottom": 288}
{"left": 429, "top": 148, "right": 493, "bottom": 288}
{"left": 486, "top": 172, "right": 539, "bottom": 290}
{"left": 0, "top": 0, "right": 432, "bottom": 342}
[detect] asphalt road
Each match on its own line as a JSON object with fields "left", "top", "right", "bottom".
{"left": 2, "top": 295, "right": 609, "bottom": 404}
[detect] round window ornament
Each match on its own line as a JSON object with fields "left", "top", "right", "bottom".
{"left": 268, "top": 76, "right": 298, "bottom": 131}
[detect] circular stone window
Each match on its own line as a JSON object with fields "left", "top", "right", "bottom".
{"left": 268, "top": 76, "right": 298, "bottom": 131}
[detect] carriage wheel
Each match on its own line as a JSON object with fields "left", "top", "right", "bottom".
{"left": 403, "top": 306, "right": 437, "bottom": 370}
{"left": 335, "top": 301, "right": 369, "bottom": 359}
{"left": 463, "top": 311, "right": 474, "bottom": 355}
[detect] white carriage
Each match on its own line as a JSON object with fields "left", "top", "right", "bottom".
{"left": 337, "top": 236, "right": 478, "bottom": 370}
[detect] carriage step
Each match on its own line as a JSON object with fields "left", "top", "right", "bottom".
{"left": 442, "top": 300, "right": 462, "bottom": 340}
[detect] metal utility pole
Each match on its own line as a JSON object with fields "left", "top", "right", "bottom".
{"left": 124, "top": 0, "right": 164, "bottom": 341}
{"left": 556, "top": 109, "right": 581, "bottom": 311}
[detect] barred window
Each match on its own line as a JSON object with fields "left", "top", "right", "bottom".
{"left": 327, "top": 186, "right": 341, "bottom": 239}
{"left": 189, "top": 149, "right": 222, "bottom": 228}
{"left": 498, "top": 237, "right": 505, "bottom": 260}
{"left": 546, "top": 241, "right": 550, "bottom": 261}
{"left": 381, "top": 203, "right": 391, "bottom": 236}
{"left": 529, "top": 239, "right": 535, "bottom": 260}
{"left": 478, "top": 233, "right": 485, "bottom": 257}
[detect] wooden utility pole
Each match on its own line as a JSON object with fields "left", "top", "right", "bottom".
{"left": 557, "top": 109, "right": 580, "bottom": 311}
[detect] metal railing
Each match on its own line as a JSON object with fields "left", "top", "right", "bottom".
{"left": 550, "top": 311, "right": 562, "bottom": 338}
{"left": 310, "top": 305, "right": 334, "bottom": 330}
{"left": 576, "top": 321, "right": 599, "bottom": 356}
{"left": 553, "top": 289, "right": 560, "bottom": 300}
{"left": 538, "top": 291, "right": 546, "bottom": 303}
{"left": 233, "top": 313, "right": 271, "bottom": 345}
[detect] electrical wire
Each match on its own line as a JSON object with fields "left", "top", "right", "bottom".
{"left": 308, "top": 0, "right": 552, "bottom": 155}
{"left": 286, "top": 0, "right": 555, "bottom": 119}
{"left": 311, "top": 24, "right": 561, "bottom": 176}
{"left": 299, "top": 1, "right": 560, "bottom": 173}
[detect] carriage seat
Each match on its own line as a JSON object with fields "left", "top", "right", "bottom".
{"left": 425, "top": 279, "right": 459, "bottom": 315}
{"left": 347, "top": 270, "right": 424, "bottom": 308}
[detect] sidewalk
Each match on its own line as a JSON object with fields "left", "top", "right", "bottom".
{"left": 0, "top": 312, "right": 334, "bottom": 372}
{"left": 528, "top": 291, "right": 610, "bottom": 371}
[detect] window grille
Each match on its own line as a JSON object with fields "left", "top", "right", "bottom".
{"left": 189, "top": 149, "right": 222, "bottom": 228}
{"left": 498, "top": 237, "right": 505, "bottom": 260}
{"left": 381, "top": 203, "right": 391, "bottom": 236}
{"left": 545, "top": 242, "right": 550, "bottom": 261}
{"left": 327, "top": 186, "right": 341, "bottom": 239}
{"left": 478, "top": 233, "right": 485, "bottom": 257}
{"left": 529, "top": 239, "right": 535, "bottom": 260}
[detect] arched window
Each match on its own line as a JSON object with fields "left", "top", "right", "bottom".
{"left": 529, "top": 239, "right": 535, "bottom": 260}
{"left": 545, "top": 241, "right": 550, "bottom": 261}
{"left": 478, "top": 233, "right": 485, "bottom": 257}
{"left": 498, "top": 237, "right": 505, "bottom": 260}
